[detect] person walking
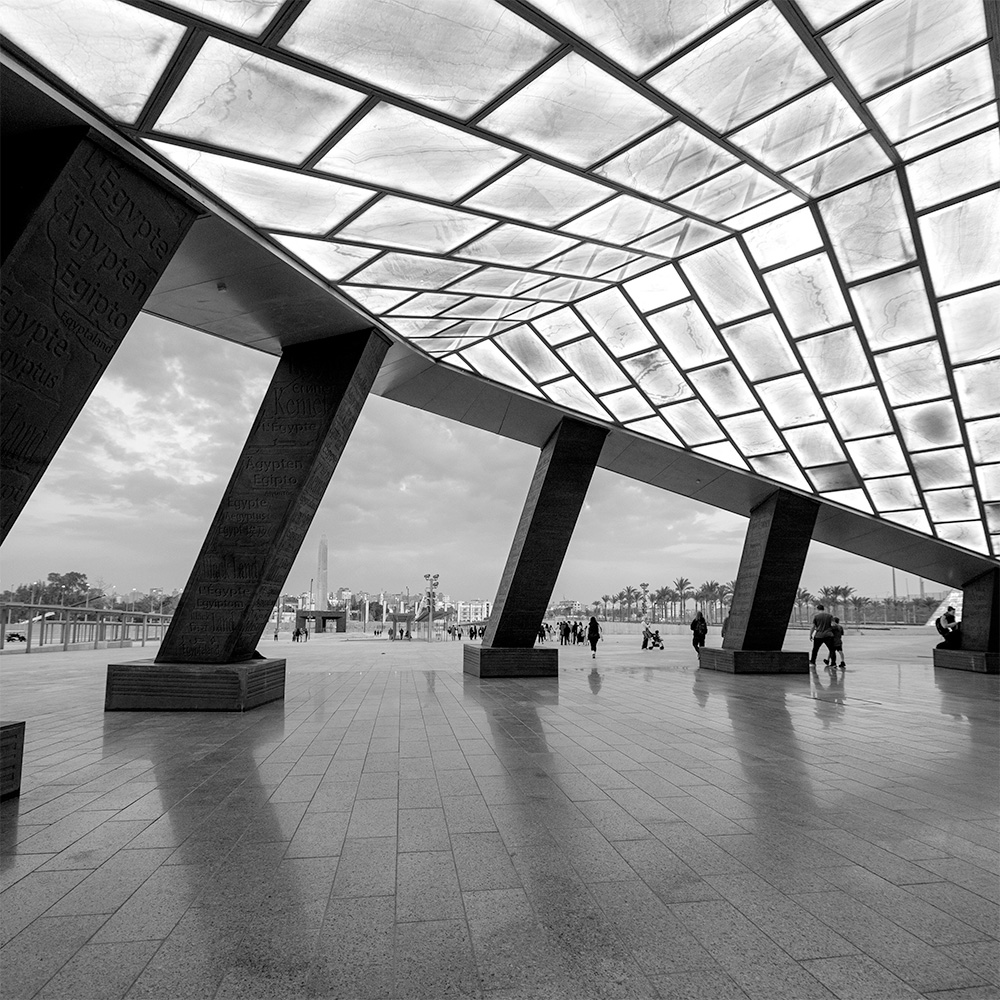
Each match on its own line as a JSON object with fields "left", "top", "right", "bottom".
{"left": 809, "top": 604, "right": 836, "bottom": 666}
{"left": 587, "top": 616, "right": 602, "bottom": 658}
{"left": 825, "top": 617, "right": 846, "bottom": 669}
{"left": 641, "top": 621, "right": 652, "bottom": 650}
{"left": 690, "top": 611, "right": 708, "bottom": 651}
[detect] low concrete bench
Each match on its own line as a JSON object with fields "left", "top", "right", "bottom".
{"left": 1, "top": 721, "right": 26, "bottom": 800}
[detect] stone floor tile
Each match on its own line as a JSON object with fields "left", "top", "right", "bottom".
{"left": 648, "top": 969, "right": 751, "bottom": 999}
{"left": 0, "top": 914, "right": 108, "bottom": 999}
{"left": 396, "top": 850, "right": 464, "bottom": 922}
{"left": 451, "top": 832, "right": 521, "bottom": 891}
{"left": 330, "top": 836, "right": 397, "bottom": 897}
{"left": 35, "top": 940, "right": 159, "bottom": 999}
{"left": 1, "top": 869, "right": 91, "bottom": 945}
{"left": 309, "top": 895, "right": 395, "bottom": 999}
{"left": 398, "top": 807, "right": 451, "bottom": 852}
{"left": 799, "top": 954, "right": 925, "bottom": 999}
{"left": 395, "top": 918, "right": 478, "bottom": 999}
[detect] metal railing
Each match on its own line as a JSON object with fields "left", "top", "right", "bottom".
{"left": 0, "top": 603, "right": 172, "bottom": 653}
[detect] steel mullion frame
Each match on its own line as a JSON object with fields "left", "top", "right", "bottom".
{"left": 120, "top": 0, "right": 738, "bottom": 233}
{"left": 805, "top": 194, "right": 945, "bottom": 534}
{"left": 892, "top": 168, "right": 994, "bottom": 547}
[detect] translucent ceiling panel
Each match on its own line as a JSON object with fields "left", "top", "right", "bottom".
{"left": 825, "top": 386, "right": 893, "bottom": 439}
{"left": 743, "top": 209, "right": 823, "bottom": 269}
{"left": 936, "top": 521, "right": 988, "bottom": 552}
{"left": 280, "top": 0, "right": 558, "bottom": 119}
{"left": 868, "top": 47, "right": 994, "bottom": 143}
{"left": 756, "top": 373, "right": 824, "bottom": 427}
{"left": 576, "top": 289, "right": 655, "bottom": 357}
{"left": 783, "top": 424, "right": 845, "bottom": 466}
{"left": 866, "top": 476, "right": 920, "bottom": 511}
{"left": 730, "top": 85, "right": 865, "bottom": 171}
{"left": 596, "top": 122, "right": 737, "bottom": 201}
{"left": 602, "top": 388, "right": 654, "bottom": 421}
{"left": 532, "top": 308, "right": 589, "bottom": 346}
{"left": 562, "top": 196, "right": 680, "bottom": 245}
{"left": 911, "top": 449, "right": 972, "bottom": 490}
{"left": 158, "top": 0, "right": 283, "bottom": 33}
{"left": 543, "top": 245, "right": 639, "bottom": 279}
{"left": 820, "top": 172, "right": 915, "bottom": 282}
{"left": 390, "top": 320, "right": 461, "bottom": 339}
{"left": 980, "top": 467, "right": 1000, "bottom": 502}
{"left": 462, "top": 340, "right": 542, "bottom": 395}
{"left": 680, "top": 240, "right": 768, "bottom": 324}
{"left": 478, "top": 52, "right": 668, "bottom": 167}
{"left": 624, "top": 265, "right": 689, "bottom": 313}
{"left": 939, "top": 287, "right": 1000, "bottom": 365}
{"left": 925, "top": 488, "right": 979, "bottom": 523}
{"left": 954, "top": 360, "right": 1000, "bottom": 418}
{"left": 556, "top": 338, "right": 628, "bottom": 393}
{"left": 447, "top": 268, "right": 548, "bottom": 297}
{"left": 783, "top": 134, "right": 891, "bottom": 197}
{"left": 724, "top": 193, "right": 806, "bottom": 230}
{"left": 316, "top": 103, "right": 519, "bottom": 201}
{"left": 649, "top": 3, "right": 824, "bottom": 133}
{"left": 271, "top": 235, "right": 379, "bottom": 280}
{"left": 521, "top": 277, "right": 605, "bottom": 302}
{"left": 463, "top": 160, "right": 611, "bottom": 227}
{"left": 898, "top": 104, "right": 999, "bottom": 160}
{"left": 335, "top": 196, "right": 494, "bottom": 252}
{"left": 850, "top": 268, "right": 936, "bottom": 352}
{"left": 688, "top": 363, "right": 757, "bottom": 416}
{"left": 920, "top": 189, "right": 1000, "bottom": 296}
{"left": 631, "top": 219, "right": 727, "bottom": 258}
{"left": 602, "top": 258, "right": 663, "bottom": 282}
{"left": 968, "top": 417, "right": 1000, "bottom": 464}
{"left": 722, "top": 315, "right": 799, "bottom": 381}
{"left": 807, "top": 464, "right": 859, "bottom": 492}
{"left": 531, "top": 0, "right": 750, "bottom": 75}
{"left": 543, "top": 377, "right": 610, "bottom": 420}
{"left": 670, "top": 164, "right": 785, "bottom": 221}
{"left": 823, "top": 0, "right": 986, "bottom": 98}
{"left": 846, "top": 435, "right": 908, "bottom": 477}
{"left": 750, "top": 452, "right": 810, "bottom": 490}
{"left": 341, "top": 285, "right": 413, "bottom": 312}
{"left": 661, "top": 399, "right": 725, "bottom": 445}
{"left": 647, "top": 300, "right": 726, "bottom": 368}
{"left": 456, "top": 225, "right": 578, "bottom": 267}
{"left": 905, "top": 130, "right": 1000, "bottom": 211}
{"left": 826, "top": 487, "right": 875, "bottom": 513}
{"left": 883, "top": 508, "right": 931, "bottom": 532}
{"left": 765, "top": 254, "right": 850, "bottom": 336}
{"left": 147, "top": 141, "right": 374, "bottom": 233}
{"left": 388, "top": 292, "right": 467, "bottom": 316}
{"left": 621, "top": 351, "right": 692, "bottom": 406}
{"left": 444, "top": 296, "right": 532, "bottom": 320}
{"left": 156, "top": 39, "right": 365, "bottom": 163}
{"left": 722, "top": 411, "right": 784, "bottom": 456}
{"left": 349, "top": 253, "right": 478, "bottom": 290}
{"left": 3, "top": 0, "right": 185, "bottom": 124}
{"left": 695, "top": 441, "right": 750, "bottom": 470}
{"left": 626, "top": 416, "right": 683, "bottom": 446}
{"left": 894, "top": 399, "right": 962, "bottom": 451}
{"left": 496, "top": 327, "right": 567, "bottom": 383}
{"left": 874, "top": 341, "right": 949, "bottom": 406}
{"left": 796, "top": 0, "right": 866, "bottom": 30}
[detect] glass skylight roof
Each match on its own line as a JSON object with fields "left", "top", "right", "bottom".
{"left": 4, "top": 0, "right": 998, "bottom": 559}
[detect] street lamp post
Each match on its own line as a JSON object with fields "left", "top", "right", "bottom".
{"left": 423, "top": 573, "right": 439, "bottom": 643}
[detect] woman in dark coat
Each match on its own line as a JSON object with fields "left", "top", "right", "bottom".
{"left": 586, "top": 616, "right": 602, "bottom": 658}
{"left": 690, "top": 611, "right": 708, "bottom": 650}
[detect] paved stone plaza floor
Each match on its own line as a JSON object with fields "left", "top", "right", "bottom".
{"left": 1, "top": 629, "right": 997, "bottom": 1000}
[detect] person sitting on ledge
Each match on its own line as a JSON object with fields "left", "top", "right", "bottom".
{"left": 935, "top": 606, "right": 961, "bottom": 649}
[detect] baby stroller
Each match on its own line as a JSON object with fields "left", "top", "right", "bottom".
{"left": 649, "top": 631, "right": 664, "bottom": 650}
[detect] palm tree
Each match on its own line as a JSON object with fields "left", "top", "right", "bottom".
{"left": 818, "top": 585, "right": 838, "bottom": 617}
{"left": 700, "top": 580, "right": 721, "bottom": 622}
{"left": 639, "top": 582, "right": 650, "bottom": 620}
{"left": 796, "top": 588, "right": 814, "bottom": 625}
{"left": 601, "top": 594, "right": 611, "bottom": 620}
{"left": 837, "top": 585, "right": 855, "bottom": 625}
{"left": 673, "top": 577, "right": 692, "bottom": 621}
{"left": 849, "top": 595, "right": 870, "bottom": 626}
{"left": 616, "top": 589, "right": 627, "bottom": 623}
{"left": 653, "top": 586, "right": 670, "bottom": 623}
{"left": 623, "top": 585, "right": 638, "bottom": 622}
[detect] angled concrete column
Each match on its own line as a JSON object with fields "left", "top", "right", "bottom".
{"left": 934, "top": 568, "right": 999, "bottom": 673}
{"left": 700, "top": 489, "right": 819, "bottom": 674}
{"left": 105, "top": 329, "right": 390, "bottom": 710}
{"left": 465, "top": 418, "right": 607, "bottom": 678}
{"left": 1, "top": 130, "right": 196, "bottom": 541}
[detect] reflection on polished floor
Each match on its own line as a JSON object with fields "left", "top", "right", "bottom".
{"left": 1, "top": 630, "right": 997, "bottom": 999}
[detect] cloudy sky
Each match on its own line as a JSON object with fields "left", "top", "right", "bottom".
{"left": 1, "top": 314, "right": 937, "bottom": 605}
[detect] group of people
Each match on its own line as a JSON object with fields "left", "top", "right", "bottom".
{"left": 548, "top": 618, "right": 604, "bottom": 657}
{"left": 809, "top": 603, "right": 846, "bottom": 669}
{"left": 640, "top": 622, "right": 665, "bottom": 650}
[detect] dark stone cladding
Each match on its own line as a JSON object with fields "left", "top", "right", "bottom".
{"left": 699, "top": 648, "right": 809, "bottom": 674}
{"left": 932, "top": 649, "right": 999, "bottom": 674}
{"left": 0, "top": 722, "right": 26, "bottom": 799}
{"left": 156, "top": 329, "right": 389, "bottom": 665}
{"left": 1, "top": 130, "right": 197, "bottom": 541}
{"left": 484, "top": 418, "right": 608, "bottom": 650}
{"left": 958, "top": 567, "right": 999, "bottom": 654}
{"left": 105, "top": 658, "right": 286, "bottom": 710}
{"left": 463, "top": 645, "right": 558, "bottom": 678}
{"left": 723, "top": 489, "right": 819, "bottom": 653}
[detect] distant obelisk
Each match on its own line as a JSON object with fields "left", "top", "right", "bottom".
{"left": 317, "top": 535, "right": 329, "bottom": 611}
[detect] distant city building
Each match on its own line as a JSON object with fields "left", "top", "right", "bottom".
{"left": 455, "top": 600, "right": 492, "bottom": 622}
{"left": 317, "top": 536, "right": 328, "bottom": 611}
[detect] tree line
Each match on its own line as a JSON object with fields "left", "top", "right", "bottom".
{"left": 1, "top": 572, "right": 179, "bottom": 614}
{"left": 590, "top": 580, "right": 942, "bottom": 626}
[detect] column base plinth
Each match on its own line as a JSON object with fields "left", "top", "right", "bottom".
{"left": 699, "top": 648, "right": 808, "bottom": 674}
{"left": 105, "top": 658, "right": 285, "bottom": 711}
{"left": 463, "top": 645, "right": 557, "bottom": 678}
{"left": 933, "top": 649, "right": 999, "bottom": 673}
